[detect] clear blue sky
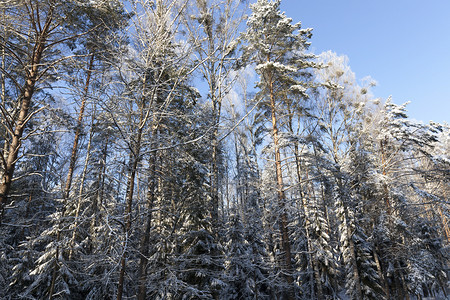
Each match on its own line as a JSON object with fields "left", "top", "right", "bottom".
{"left": 280, "top": 0, "right": 450, "bottom": 124}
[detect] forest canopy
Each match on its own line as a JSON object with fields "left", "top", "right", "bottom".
{"left": 0, "top": 0, "right": 448, "bottom": 299}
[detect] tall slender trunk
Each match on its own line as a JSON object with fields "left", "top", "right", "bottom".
{"left": 91, "top": 136, "right": 108, "bottom": 235}
{"left": 0, "top": 8, "right": 6, "bottom": 106}
{"left": 336, "top": 178, "right": 363, "bottom": 300}
{"left": 234, "top": 131, "right": 242, "bottom": 208}
{"left": 380, "top": 138, "right": 391, "bottom": 215}
{"left": 68, "top": 104, "right": 96, "bottom": 259}
{"left": 117, "top": 73, "right": 149, "bottom": 300}
{"left": 373, "top": 247, "right": 390, "bottom": 298}
{"left": 268, "top": 76, "right": 293, "bottom": 296}
{"left": 117, "top": 145, "right": 141, "bottom": 300}
{"left": 117, "top": 127, "right": 144, "bottom": 300}
{"left": 210, "top": 74, "right": 221, "bottom": 233}
{"left": 48, "top": 231, "right": 60, "bottom": 300}
{"left": 0, "top": 12, "right": 8, "bottom": 213}
{"left": 348, "top": 230, "right": 363, "bottom": 300}
{"left": 0, "top": 12, "right": 52, "bottom": 223}
{"left": 202, "top": 10, "right": 222, "bottom": 230}
{"left": 211, "top": 111, "right": 219, "bottom": 220}
{"left": 137, "top": 128, "right": 158, "bottom": 300}
{"left": 293, "top": 143, "right": 319, "bottom": 299}
{"left": 438, "top": 205, "right": 450, "bottom": 243}
{"left": 64, "top": 53, "right": 95, "bottom": 200}
{"left": 397, "top": 261, "right": 410, "bottom": 300}
{"left": 330, "top": 131, "right": 363, "bottom": 299}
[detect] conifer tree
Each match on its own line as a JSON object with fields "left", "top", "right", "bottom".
{"left": 1, "top": 1, "right": 449, "bottom": 299}
{"left": 0, "top": 0, "right": 116, "bottom": 223}
{"left": 241, "top": 1, "right": 316, "bottom": 295}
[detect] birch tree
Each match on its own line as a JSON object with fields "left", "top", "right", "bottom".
{"left": 183, "top": 0, "right": 246, "bottom": 228}
{"left": 314, "top": 51, "right": 385, "bottom": 299}
{"left": 102, "top": 1, "right": 197, "bottom": 298}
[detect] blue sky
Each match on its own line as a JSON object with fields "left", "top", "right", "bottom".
{"left": 279, "top": 0, "right": 450, "bottom": 124}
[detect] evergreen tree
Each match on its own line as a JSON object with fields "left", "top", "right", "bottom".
{"left": 241, "top": 1, "right": 317, "bottom": 296}
{"left": 0, "top": 1, "right": 448, "bottom": 299}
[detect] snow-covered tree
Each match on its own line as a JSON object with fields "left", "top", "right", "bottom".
{"left": 241, "top": 1, "right": 317, "bottom": 296}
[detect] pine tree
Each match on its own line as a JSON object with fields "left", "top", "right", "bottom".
{"left": 241, "top": 1, "right": 317, "bottom": 296}
{"left": 0, "top": 0, "right": 113, "bottom": 223}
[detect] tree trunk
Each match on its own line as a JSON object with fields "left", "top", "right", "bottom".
{"left": 0, "top": 12, "right": 52, "bottom": 223}
{"left": 438, "top": 204, "right": 450, "bottom": 243}
{"left": 68, "top": 104, "right": 96, "bottom": 260}
{"left": 117, "top": 73, "right": 149, "bottom": 300}
{"left": 380, "top": 138, "right": 391, "bottom": 214}
{"left": 268, "top": 77, "right": 294, "bottom": 297}
{"left": 211, "top": 112, "right": 219, "bottom": 222}
{"left": 398, "top": 264, "right": 410, "bottom": 300}
{"left": 117, "top": 134, "right": 143, "bottom": 300}
{"left": 336, "top": 180, "right": 363, "bottom": 300}
{"left": 373, "top": 247, "right": 390, "bottom": 299}
{"left": 202, "top": 7, "right": 221, "bottom": 230}
{"left": 63, "top": 52, "right": 95, "bottom": 200}
{"left": 48, "top": 239, "right": 59, "bottom": 300}
{"left": 137, "top": 129, "right": 158, "bottom": 300}
{"left": 293, "top": 143, "right": 321, "bottom": 299}
{"left": 0, "top": 8, "right": 9, "bottom": 202}
{"left": 348, "top": 234, "right": 363, "bottom": 300}
{"left": 91, "top": 136, "right": 108, "bottom": 235}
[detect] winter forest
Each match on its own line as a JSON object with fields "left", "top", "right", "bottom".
{"left": 0, "top": 0, "right": 448, "bottom": 299}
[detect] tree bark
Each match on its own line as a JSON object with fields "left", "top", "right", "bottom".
{"left": 117, "top": 71, "right": 149, "bottom": 300}
{"left": 137, "top": 128, "right": 158, "bottom": 300}
{"left": 373, "top": 247, "right": 390, "bottom": 299}
{"left": 117, "top": 132, "right": 143, "bottom": 300}
{"left": 208, "top": 39, "right": 221, "bottom": 233}
{"left": 336, "top": 178, "right": 363, "bottom": 300}
{"left": 348, "top": 232, "right": 363, "bottom": 300}
{"left": 91, "top": 136, "right": 108, "bottom": 235}
{"left": 0, "top": 10, "right": 52, "bottom": 223}
{"left": 63, "top": 52, "right": 95, "bottom": 200}
{"left": 380, "top": 138, "right": 391, "bottom": 215}
{"left": 268, "top": 75, "right": 294, "bottom": 297}
{"left": 68, "top": 104, "right": 96, "bottom": 260}
{"left": 293, "top": 143, "right": 319, "bottom": 299}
